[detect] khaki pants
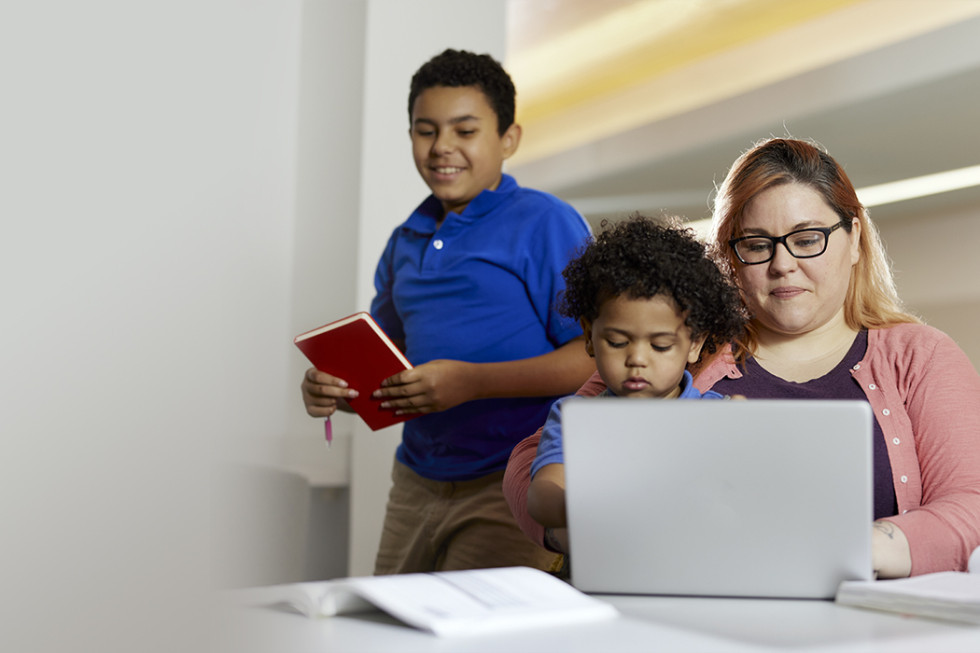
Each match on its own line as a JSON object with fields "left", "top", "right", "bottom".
{"left": 374, "top": 458, "right": 560, "bottom": 575}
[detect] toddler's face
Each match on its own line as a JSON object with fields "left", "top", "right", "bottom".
{"left": 583, "top": 294, "right": 704, "bottom": 399}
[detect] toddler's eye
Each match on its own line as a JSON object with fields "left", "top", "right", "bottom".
{"left": 652, "top": 344, "right": 673, "bottom": 352}
{"left": 606, "top": 340, "right": 627, "bottom": 349}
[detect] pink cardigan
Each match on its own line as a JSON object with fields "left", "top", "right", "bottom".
{"left": 502, "top": 323, "right": 980, "bottom": 575}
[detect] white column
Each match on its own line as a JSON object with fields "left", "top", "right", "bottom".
{"left": 348, "top": 0, "right": 507, "bottom": 576}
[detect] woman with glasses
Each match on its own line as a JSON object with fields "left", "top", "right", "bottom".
{"left": 503, "top": 138, "right": 980, "bottom": 579}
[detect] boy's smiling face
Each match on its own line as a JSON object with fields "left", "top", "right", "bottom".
{"left": 583, "top": 294, "right": 705, "bottom": 399}
{"left": 410, "top": 85, "right": 521, "bottom": 219}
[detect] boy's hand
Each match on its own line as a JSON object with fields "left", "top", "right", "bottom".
{"left": 301, "top": 367, "right": 358, "bottom": 418}
{"left": 373, "top": 359, "right": 476, "bottom": 414}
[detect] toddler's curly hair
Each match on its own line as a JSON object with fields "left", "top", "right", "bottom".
{"left": 559, "top": 214, "right": 747, "bottom": 357}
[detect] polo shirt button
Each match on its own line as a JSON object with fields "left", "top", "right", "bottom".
{"left": 869, "top": 383, "right": 876, "bottom": 390}
{"left": 892, "top": 438, "right": 900, "bottom": 445}
{"left": 882, "top": 408, "right": 890, "bottom": 416}
{"left": 900, "top": 475, "right": 908, "bottom": 483}
{"left": 852, "top": 364, "right": 861, "bottom": 370}
{"left": 433, "top": 239, "right": 444, "bottom": 250}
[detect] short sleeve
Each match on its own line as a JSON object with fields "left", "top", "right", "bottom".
{"left": 521, "top": 202, "right": 591, "bottom": 347}
{"left": 369, "top": 230, "right": 405, "bottom": 342}
{"left": 530, "top": 397, "right": 569, "bottom": 478}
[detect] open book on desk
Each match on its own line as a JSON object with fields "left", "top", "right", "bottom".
{"left": 836, "top": 571, "right": 980, "bottom": 625}
{"left": 294, "top": 312, "right": 417, "bottom": 431}
{"left": 240, "top": 566, "right": 618, "bottom": 637}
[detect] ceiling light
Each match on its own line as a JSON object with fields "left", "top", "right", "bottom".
{"left": 856, "top": 164, "right": 980, "bottom": 207}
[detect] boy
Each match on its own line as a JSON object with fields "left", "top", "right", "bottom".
{"left": 301, "top": 49, "right": 594, "bottom": 574}
{"left": 527, "top": 216, "right": 746, "bottom": 550}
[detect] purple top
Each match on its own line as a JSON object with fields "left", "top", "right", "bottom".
{"left": 711, "top": 330, "right": 897, "bottom": 520}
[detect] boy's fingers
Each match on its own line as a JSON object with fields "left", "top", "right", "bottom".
{"left": 373, "top": 379, "right": 424, "bottom": 400}
{"left": 305, "top": 367, "right": 349, "bottom": 388}
{"left": 380, "top": 368, "right": 416, "bottom": 388}
{"left": 311, "top": 386, "right": 358, "bottom": 400}
{"left": 306, "top": 404, "right": 336, "bottom": 418}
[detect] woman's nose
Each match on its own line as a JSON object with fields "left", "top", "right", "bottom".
{"left": 768, "top": 241, "right": 798, "bottom": 272}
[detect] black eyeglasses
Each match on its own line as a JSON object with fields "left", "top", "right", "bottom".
{"left": 729, "top": 221, "right": 846, "bottom": 265}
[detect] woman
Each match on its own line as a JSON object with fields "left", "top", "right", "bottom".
{"left": 503, "top": 138, "right": 980, "bottom": 578}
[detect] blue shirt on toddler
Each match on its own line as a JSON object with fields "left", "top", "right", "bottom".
{"left": 531, "top": 370, "right": 723, "bottom": 478}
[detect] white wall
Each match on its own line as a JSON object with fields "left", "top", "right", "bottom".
{"left": 877, "top": 200, "right": 980, "bottom": 368}
{"left": 2, "top": 2, "right": 303, "bottom": 652}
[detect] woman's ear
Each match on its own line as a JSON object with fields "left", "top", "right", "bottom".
{"left": 849, "top": 216, "right": 862, "bottom": 266}
{"left": 580, "top": 318, "right": 595, "bottom": 358}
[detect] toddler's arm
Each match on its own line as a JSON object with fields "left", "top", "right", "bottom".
{"left": 503, "top": 371, "right": 608, "bottom": 548}
{"left": 527, "top": 463, "right": 567, "bottom": 528}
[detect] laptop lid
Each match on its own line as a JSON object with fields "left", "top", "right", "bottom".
{"left": 562, "top": 399, "right": 873, "bottom": 599}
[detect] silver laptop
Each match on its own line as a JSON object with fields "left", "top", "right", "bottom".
{"left": 562, "top": 399, "right": 873, "bottom": 599}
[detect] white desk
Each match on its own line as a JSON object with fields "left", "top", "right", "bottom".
{"left": 212, "top": 593, "right": 980, "bottom": 652}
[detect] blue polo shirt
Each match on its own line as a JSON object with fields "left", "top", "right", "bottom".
{"left": 531, "top": 371, "right": 724, "bottom": 478}
{"left": 371, "top": 174, "right": 591, "bottom": 481}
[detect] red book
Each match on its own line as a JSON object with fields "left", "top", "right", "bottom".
{"left": 294, "top": 312, "right": 417, "bottom": 431}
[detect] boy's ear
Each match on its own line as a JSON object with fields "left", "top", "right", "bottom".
{"left": 500, "top": 123, "right": 522, "bottom": 160}
{"left": 580, "top": 318, "right": 595, "bottom": 358}
{"left": 687, "top": 334, "right": 707, "bottom": 365}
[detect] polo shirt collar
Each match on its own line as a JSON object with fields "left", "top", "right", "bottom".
{"left": 403, "top": 174, "right": 519, "bottom": 234}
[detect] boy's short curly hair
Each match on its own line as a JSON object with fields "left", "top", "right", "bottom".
{"left": 560, "top": 214, "right": 747, "bottom": 356}
{"left": 408, "top": 49, "right": 516, "bottom": 135}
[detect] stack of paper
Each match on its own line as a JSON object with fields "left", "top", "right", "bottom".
{"left": 240, "top": 566, "right": 618, "bottom": 637}
{"left": 836, "top": 571, "right": 980, "bottom": 625}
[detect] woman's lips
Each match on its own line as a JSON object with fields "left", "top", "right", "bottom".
{"left": 770, "top": 286, "right": 805, "bottom": 299}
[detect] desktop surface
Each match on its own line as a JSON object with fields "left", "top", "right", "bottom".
{"left": 213, "top": 592, "right": 980, "bottom": 653}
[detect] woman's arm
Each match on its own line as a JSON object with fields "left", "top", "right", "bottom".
{"left": 875, "top": 327, "right": 980, "bottom": 574}
{"left": 872, "top": 520, "right": 911, "bottom": 578}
